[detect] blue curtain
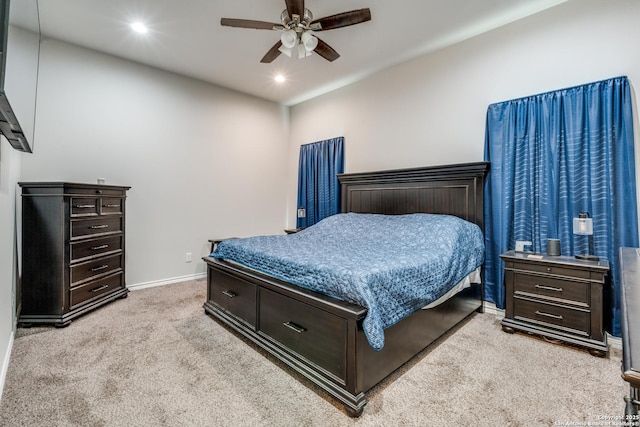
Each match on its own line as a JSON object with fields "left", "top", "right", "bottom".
{"left": 484, "top": 76, "right": 638, "bottom": 336}
{"left": 296, "top": 137, "right": 345, "bottom": 228}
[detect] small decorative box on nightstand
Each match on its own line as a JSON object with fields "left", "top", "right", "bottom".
{"left": 500, "top": 250, "right": 610, "bottom": 356}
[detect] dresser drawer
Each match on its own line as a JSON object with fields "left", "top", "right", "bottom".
{"left": 66, "top": 186, "right": 125, "bottom": 197}
{"left": 71, "top": 235, "right": 122, "bottom": 262}
{"left": 71, "top": 216, "right": 122, "bottom": 239}
{"left": 514, "top": 297, "right": 590, "bottom": 336}
{"left": 70, "top": 272, "right": 124, "bottom": 307}
{"left": 70, "top": 253, "right": 123, "bottom": 286}
{"left": 101, "top": 198, "right": 124, "bottom": 215}
{"left": 511, "top": 261, "right": 591, "bottom": 279}
{"left": 71, "top": 198, "right": 99, "bottom": 216}
{"left": 259, "top": 288, "right": 347, "bottom": 381}
{"left": 208, "top": 268, "right": 257, "bottom": 327}
{"left": 514, "top": 273, "right": 589, "bottom": 306}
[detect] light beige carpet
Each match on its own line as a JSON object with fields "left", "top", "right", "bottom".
{"left": 0, "top": 279, "right": 628, "bottom": 426}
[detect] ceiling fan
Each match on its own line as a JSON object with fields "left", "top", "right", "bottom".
{"left": 220, "top": 0, "right": 372, "bottom": 63}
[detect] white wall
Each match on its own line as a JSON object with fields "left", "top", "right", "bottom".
{"left": 0, "top": 140, "right": 20, "bottom": 398}
{"left": 20, "top": 38, "right": 290, "bottom": 286}
{"left": 287, "top": 0, "right": 640, "bottom": 225}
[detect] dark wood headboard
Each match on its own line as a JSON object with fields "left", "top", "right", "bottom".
{"left": 338, "top": 162, "right": 489, "bottom": 230}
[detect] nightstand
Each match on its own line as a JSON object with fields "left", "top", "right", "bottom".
{"left": 208, "top": 238, "right": 237, "bottom": 253}
{"left": 500, "top": 250, "right": 610, "bottom": 356}
{"left": 284, "top": 228, "right": 305, "bottom": 234}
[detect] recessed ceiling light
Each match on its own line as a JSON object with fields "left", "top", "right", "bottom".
{"left": 131, "top": 22, "right": 148, "bottom": 34}
{"left": 274, "top": 74, "right": 286, "bottom": 83}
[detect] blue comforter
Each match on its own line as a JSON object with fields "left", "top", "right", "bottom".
{"left": 211, "top": 213, "right": 484, "bottom": 351}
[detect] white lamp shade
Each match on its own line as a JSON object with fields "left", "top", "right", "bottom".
{"left": 280, "top": 30, "right": 297, "bottom": 49}
{"left": 573, "top": 216, "right": 593, "bottom": 235}
{"left": 278, "top": 45, "right": 292, "bottom": 57}
{"left": 301, "top": 32, "right": 318, "bottom": 51}
{"left": 297, "top": 43, "right": 312, "bottom": 58}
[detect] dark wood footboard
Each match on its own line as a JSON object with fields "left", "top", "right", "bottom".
{"left": 203, "top": 256, "right": 482, "bottom": 416}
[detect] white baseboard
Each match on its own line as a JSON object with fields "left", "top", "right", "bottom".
{"left": 127, "top": 272, "right": 206, "bottom": 291}
{"left": 608, "top": 334, "right": 622, "bottom": 351}
{"left": 482, "top": 301, "right": 505, "bottom": 318}
{"left": 0, "top": 331, "right": 14, "bottom": 405}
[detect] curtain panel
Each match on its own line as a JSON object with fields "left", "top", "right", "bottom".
{"left": 484, "top": 76, "right": 638, "bottom": 335}
{"left": 296, "top": 137, "right": 345, "bottom": 228}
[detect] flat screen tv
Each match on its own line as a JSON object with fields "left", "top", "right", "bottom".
{"left": 0, "top": 0, "right": 40, "bottom": 153}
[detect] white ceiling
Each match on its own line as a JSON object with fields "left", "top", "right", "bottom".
{"left": 19, "top": 0, "right": 567, "bottom": 106}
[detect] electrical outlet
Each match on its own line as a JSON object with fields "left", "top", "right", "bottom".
{"left": 185, "top": 252, "right": 192, "bottom": 263}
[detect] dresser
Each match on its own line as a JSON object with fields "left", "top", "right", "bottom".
{"left": 19, "top": 182, "right": 130, "bottom": 327}
{"left": 500, "top": 250, "right": 609, "bottom": 356}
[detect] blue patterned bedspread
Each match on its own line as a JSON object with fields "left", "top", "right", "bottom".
{"left": 211, "top": 213, "right": 484, "bottom": 351}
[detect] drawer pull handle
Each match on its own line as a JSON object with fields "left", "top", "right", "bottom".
{"left": 221, "top": 290, "right": 237, "bottom": 298}
{"left": 90, "top": 225, "right": 109, "bottom": 229}
{"left": 90, "top": 244, "right": 109, "bottom": 250}
{"left": 534, "top": 284, "right": 563, "bottom": 292}
{"left": 103, "top": 204, "right": 121, "bottom": 208}
{"left": 90, "top": 264, "right": 109, "bottom": 272}
{"left": 283, "top": 321, "right": 306, "bottom": 334}
{"left": 535, "top": 310, "right": 563, "bottom": 320}
{"left": 75, "top": 204, "right": 95, "bottom": 209}
{"left": 90, "top": 284, "right": 109, "bottom": 293}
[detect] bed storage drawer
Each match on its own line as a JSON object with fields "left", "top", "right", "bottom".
{"left": 258, "top": 288, "right": 347, "bottom": 381}
{"left": 208, "top": 268, "right": 257, "bottom": 327}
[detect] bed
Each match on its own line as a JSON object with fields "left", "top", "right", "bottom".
{"left": 202, "top": 161, "right": 488, "bottom": 416}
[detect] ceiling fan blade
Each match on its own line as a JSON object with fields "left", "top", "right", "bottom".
{"left": 220, "top": 18, "right": 281, "bottom": 30}
{"left": 285, "top": 0, "right": 305, "bottom": 19}
{"left": 260, "top": 40, "right": 283, "bottom": 63}
{"left": 313, "top": 38, "right": 340, "bottom": 62}
{"left": 310, "top": 9, "right": 372, "bottom": 31}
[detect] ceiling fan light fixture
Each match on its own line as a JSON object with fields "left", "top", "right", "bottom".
{"left": 297, "top": 43, "right": 311, "bottom": 59}
{"left": 221, "top": 3, "right": 372, "bottom": 63}
{"left": 301, "top": 31, "right": 318, "bottom": 51}
{"left": 278, "top": 45, "right": 293, "bottom": 58}
{"left": 280, "top": 29, "right": 297, "bottom": 49}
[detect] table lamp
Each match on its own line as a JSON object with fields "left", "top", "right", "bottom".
{"left": 573, "top": 211, "right": 599, "bottom": 261}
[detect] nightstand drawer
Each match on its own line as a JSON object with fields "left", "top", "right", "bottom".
{"left": 510, "top": 261, "right": 591, "bottom": 279}
{"left": 514, "top": 273, "right": 589, "bottom": 305}
{"left": 514, "top": 297, "right": 590, "bottom": 336}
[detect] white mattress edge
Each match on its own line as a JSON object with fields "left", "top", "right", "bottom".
{"left": 421, "top": 267, "right": 481, "bottom": 309}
